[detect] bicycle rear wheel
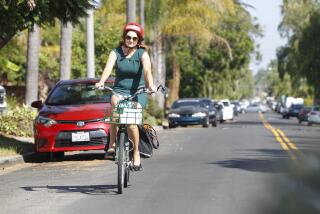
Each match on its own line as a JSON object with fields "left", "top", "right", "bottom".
{"left": 117, "top": 132, "right": 125, "bottom": 194}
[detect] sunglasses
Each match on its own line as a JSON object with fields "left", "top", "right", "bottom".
{"left": 125, "top": 35, "right": 138, "bottom": 42}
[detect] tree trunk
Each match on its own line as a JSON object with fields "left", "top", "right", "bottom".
{"left": 139, "top": 0, "right": 145, "bottom": 27}
{"left": 60, "top": 22, "right": 73, "bottom": 80}
{"left": 314, "top": 85, "right": 320, "bottom": 105}
{"left": 167, "top": 56, "right": 180, "bottom": 107}
{"left": 126, "top": 0, "right": 136, "bottom": 23}
{"left": 151, "top": 35, "right": 166, "bottom": 109}
{"left": 25, "top": 25, "right": 40, "bottom": 105}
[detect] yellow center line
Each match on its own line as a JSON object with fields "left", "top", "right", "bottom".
{"left": 259, "top": 112, "right": 298, "bottom": 160}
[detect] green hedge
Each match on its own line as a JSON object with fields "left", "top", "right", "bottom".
{"left": 0, "top": 105, "right": 36, "bottom": 137}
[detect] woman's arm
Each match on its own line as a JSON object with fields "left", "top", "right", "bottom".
{"left": 96, "top": 50, "right": 117, "bottom": 87}
{"left": 141, "top": 51, "right": 155, "bottom": 91}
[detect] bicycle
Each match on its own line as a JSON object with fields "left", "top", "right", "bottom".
{"left": 100, "top": 85, "right": 167, "bottom": 194}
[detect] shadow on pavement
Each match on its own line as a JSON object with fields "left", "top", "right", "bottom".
{"left": 211, "top": 158, "right": 288, "bottom": 173}
{"left": 211, "top": 148, "right": 290, "bottom": 173}
{"left": 21, "top": 184, "right": 118, "bottom": 195}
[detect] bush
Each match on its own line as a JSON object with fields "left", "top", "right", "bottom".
{"left": 145, "top": 97, "right": 164, "bottom": 126}
{"left": 0, "top": 105, "right": 37, "bottom": 137}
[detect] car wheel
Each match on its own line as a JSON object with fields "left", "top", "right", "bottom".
{"left": 202, "top": 117, "right": 209, "bottom": 128}
{"left": 49, "top": 152, "right": 65, "bottom": 162}
{"left": 220, "top": 119, "right": 224, "bottom": 124}
{"left": 169, "top": 124, "right": 175, "bottom": 129}
{"left": 308, "top": 122, "right": 312, "bottom": 126}
{"left": 212, "top": 121, "right": 217, "bottom": 127}
{"left": 298, "top": 119, "right": 302, "bottom": 124}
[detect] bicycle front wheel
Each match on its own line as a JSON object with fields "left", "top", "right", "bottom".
{"left": 117, "top": 132, "right": 125, "bottom": 194}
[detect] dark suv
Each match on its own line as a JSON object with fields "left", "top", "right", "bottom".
{"left": 283, "top": 104, "right": 304, "bottom": 119}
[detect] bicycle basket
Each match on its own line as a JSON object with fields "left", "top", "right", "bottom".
{"left": 105, "top": 100, "right": 143, "bottom": 125}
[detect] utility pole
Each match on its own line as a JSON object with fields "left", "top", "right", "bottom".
{"left": 126, "top": 0, "right": 136, "bottom": 23}
{"left": 86, "top": 9, "right": 95, "bottom": 78}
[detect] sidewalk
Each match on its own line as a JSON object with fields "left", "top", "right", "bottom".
{"left": 0, "top": 126, "right": 164, "bottom": 167}
{"left": 0, "top": 133, "right": 34, "bottom": 166}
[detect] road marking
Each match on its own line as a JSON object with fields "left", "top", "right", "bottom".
{"left": 259, "top": 112, "right": 299, "bottom": 160}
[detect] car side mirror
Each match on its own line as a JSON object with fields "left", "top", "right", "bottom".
{"left": 31, "top": 100, "right": 43, "bottom": 109}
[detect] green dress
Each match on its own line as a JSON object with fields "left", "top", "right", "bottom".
{"left": 113, "top": 47, "right": 148, "bottom": 108}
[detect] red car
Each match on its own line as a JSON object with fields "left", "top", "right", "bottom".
{"left": 31, "top": 78, "right": 114, "bottom": 161}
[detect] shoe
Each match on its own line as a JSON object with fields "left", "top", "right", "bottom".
{"left": 104, "top": 145, "right": 115, "bottom": 159}
{"left": 132, "top": 164, "right": 143, "bottom": 171}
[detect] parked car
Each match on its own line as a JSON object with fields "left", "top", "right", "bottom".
{"left": 298, "top": 106, "right": 312, "bottom": 124}
{"left": 0, "top": 85, "right": 7, "bottom": 113}
{"left": 31, "top": 78, "right": 114, "bottom": 161}
{"left": 200, "top": 98, "right": 218, "bottom": 127}
{"left": 245, "top": 103, "right": 267, "bottom": 113}
{"left": 212, "top": 101, "right": 223, "bottom": 123}
{"left": 282, "top": 104, "right": 304, "bottom": 119}
{"left": 231, "top": 101, "right": 241, "bottom": 116}
{"left": 168, "top": 98, "right": 209, "bottom": 128}
{"left": 219, "top": 99, "right": 234, "bottom": 122}
{"left": 308, "top": 106, "right": 320, "bottom": 126}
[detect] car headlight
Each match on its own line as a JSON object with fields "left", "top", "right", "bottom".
{"left": 168, "top": 113, "right": 180, "bottom": 118}
{"left": 36, "top": 116, "right": 57, "bottom": 127}
{"left": 192, "top": 112, "right": 207, "bottom": 117}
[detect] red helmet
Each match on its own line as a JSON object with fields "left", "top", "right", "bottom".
{"left": 123, "top": 22, "right": 144, "bottom": 41}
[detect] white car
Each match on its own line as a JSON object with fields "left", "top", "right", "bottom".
{"left": 219, "top": 99, "right": 234, "bottom": 121}
{"left": 308, "top": 106, "right": 320, "bottom": 126}
{"left": 0, "top": 85, "right": 6, "bottom": 113}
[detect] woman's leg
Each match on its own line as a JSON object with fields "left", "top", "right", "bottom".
{"left": 108, "top": 95, "right": 120, "bottom": 150}
{"left": 126, "top": 101, "right": 142, "bottom": 166}
{"left": 127, "top": 124, "right": 140, "bottom": 166}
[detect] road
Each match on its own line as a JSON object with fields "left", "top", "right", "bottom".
{"left": 0, "top": 112, "right": 320, "bottom": 214}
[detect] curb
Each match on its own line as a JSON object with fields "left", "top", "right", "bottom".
{"left": 0, "top": 152, "right": 35, "bottom": 167}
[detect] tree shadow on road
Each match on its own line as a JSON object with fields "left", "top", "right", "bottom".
{"left": 210, "top": 149, "right": 290, "bottom": 173}
{"left": 21, "top": 184, "right": 119, "bottom": 195}
{"left": 211, "top": 158, "right": 288, "bottom": 173}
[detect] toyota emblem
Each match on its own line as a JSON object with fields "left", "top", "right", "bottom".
{"left": 77, "top": 121, "right": 85, "bottom": 127}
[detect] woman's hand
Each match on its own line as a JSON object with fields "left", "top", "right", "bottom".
{"left": 95, "top": 81, "right": 104, "bottom": 89}
{"left": 148, "top": 85, "right": 157, "bottom": 94}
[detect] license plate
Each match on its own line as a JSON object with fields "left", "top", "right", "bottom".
{"left": 72, "top": 132, "right": 90, "bottom": 142}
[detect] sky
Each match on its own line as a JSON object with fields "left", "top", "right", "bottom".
{"left": 243, "top": 0, "right": 287, "bottom": 74}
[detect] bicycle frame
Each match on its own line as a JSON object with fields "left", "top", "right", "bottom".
{"left": 98, "top": 85, "right": 167, "bottom": 194}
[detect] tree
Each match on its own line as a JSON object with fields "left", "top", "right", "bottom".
{"left": 277, "top": 0, "right": 320, "bottom": 104}
{"left": 0, "top": 0, "right": 93, "bottom": 50}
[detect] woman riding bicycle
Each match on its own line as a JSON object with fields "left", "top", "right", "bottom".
{"left": 95, "top": 22, "right": 155, "bottom": 171}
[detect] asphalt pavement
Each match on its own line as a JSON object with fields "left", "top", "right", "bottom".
{"left": 1, "top": 112, "right": 320, "bottom": 214}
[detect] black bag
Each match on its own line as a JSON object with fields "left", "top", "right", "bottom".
{"left": 138, "top": 124, "right": 160, "bottom": 158}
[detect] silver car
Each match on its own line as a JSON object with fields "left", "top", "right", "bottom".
{"left": 308, "top": 106, "right": 320, "bottom": 126}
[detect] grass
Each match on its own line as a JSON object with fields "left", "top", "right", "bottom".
{"left": 0, "top": 134, "right": 34, "bottom": 157}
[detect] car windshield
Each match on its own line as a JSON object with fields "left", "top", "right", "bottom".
{"left": 291, "top": 104, "right": 303, "bottom": 109}
{"left": 171, "top": 100, "right": 203, "bottom": 109}
{"left": 46, "top": 83, "right": 112, "bottom": 105}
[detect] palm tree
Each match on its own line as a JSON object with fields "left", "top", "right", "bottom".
{"left": 146, "top": 0, "right": 235, "bottom": 107}
{"left": 25, "top": 24, "right": 41, "bottom": 105}
{"left": 60, "top": 22, "right": 73, "bottom": 80}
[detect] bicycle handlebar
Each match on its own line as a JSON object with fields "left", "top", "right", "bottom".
{"left": 97, "top": 84, "right": 168, "bottom": 101}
